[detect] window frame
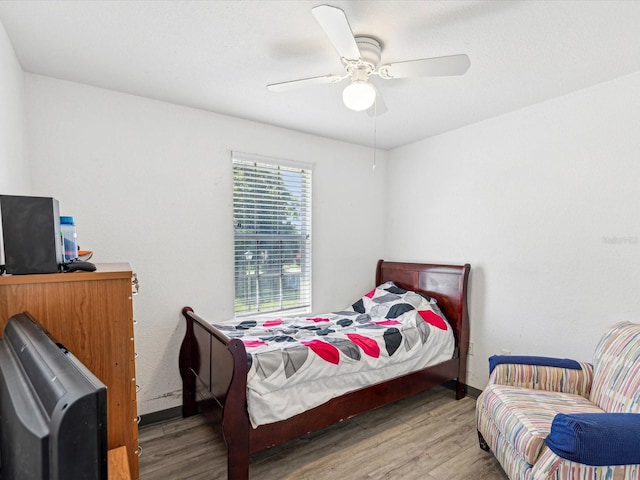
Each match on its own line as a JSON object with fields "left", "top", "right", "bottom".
{"left": 232, "top": 152, "right": 312, "bottom": 317}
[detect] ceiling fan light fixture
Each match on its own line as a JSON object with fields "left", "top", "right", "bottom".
{"left": 342, "top": 80, "right": 376, "bottom": 111}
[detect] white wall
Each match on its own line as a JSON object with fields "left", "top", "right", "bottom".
{"left": 0, "top": 19, "right": 28, "bottom": 193}
{"left": 26, "top": 74, "right": 388, "bottom": 414}
{"left": 386, "top": 72, "right": 640, "bottom": 390}
{"left": 0, "top": 18, "right": 30, "bottom": 264}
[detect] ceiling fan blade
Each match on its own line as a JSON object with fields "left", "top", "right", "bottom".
{"left": 312, "top": 5, "right": 361, "bottom": 61}
{"left": 379, "top": 54, "right": 470, "bottom": 79}
{"left": 267, "top": 74, "right": 344, "bottom": 92}
{"left": 367, "top": 86, "right": 388, "bottom": 117}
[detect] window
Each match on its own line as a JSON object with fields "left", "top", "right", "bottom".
{"left": 232, "top": 153, "right": 312, "bottom": 316}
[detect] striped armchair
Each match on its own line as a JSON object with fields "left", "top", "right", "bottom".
{"left": 476, "top": 322, "right": 640, "bottom": 480}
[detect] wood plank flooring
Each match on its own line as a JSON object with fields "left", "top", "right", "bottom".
{"left": 139, "top": 386, "right": 508, "bottom": 480}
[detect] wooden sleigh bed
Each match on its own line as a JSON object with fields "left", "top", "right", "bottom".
{"left": 179, "top": 259, "right": 470, "bottom": 480}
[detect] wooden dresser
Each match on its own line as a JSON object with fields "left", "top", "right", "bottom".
{"left": 0, "top": 263, "right": 139, "bottom": 480}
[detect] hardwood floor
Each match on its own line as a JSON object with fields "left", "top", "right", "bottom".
{"left": 139, "top": 386, "right": 508, "bottom": 480}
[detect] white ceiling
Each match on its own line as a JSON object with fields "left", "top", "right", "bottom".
{"left": 1, "top": 0, "right": 640, "bottom": 150}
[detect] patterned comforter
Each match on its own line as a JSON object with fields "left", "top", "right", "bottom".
{"left": 213, "top": 281, "right": 455, "bottom": 427}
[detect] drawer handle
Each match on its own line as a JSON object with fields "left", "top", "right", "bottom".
{"left": 136, "top": 445, "right": 143, "bottom": 458}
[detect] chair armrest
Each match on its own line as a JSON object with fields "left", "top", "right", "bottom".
{"left": 546, "top": 413, "right": 640, "bottom": 466}
{"left": 488, "top": 355, "right": 593, "bottom": 397}
{"left": 489, "top": 355, "right": 582, "bottom": 373}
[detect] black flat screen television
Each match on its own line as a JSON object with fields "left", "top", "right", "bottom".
{"left": 0, "top": 312, "right": 107, "bottom": 479}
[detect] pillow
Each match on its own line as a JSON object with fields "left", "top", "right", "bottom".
{"left": 546, "top": 413, "right": 640, "bottom": 466}
{"left": 350, "top": 281, "right": 434, "bottom": 317}
{"left": 488, "top": 355, "right": 582, "bottom": 374}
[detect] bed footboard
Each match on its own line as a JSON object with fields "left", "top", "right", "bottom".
{"left": 179, "top": 307, "right": 251, "bottom": 480}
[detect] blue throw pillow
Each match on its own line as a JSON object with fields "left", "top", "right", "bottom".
{"left": 488, "top": 355, "right": 582, "bottom": 374}
{"left": 546, "top": 413, "right": 640, "bottom": 466}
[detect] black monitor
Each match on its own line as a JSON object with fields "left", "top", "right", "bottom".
{"left": 0, "top": 312, "right": 107, "bottom": 479}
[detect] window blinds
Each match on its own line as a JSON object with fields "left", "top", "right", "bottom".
{"left": 232, "top": 154, "right": 312, "bottom": 316}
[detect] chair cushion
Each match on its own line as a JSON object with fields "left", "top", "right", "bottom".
{"left": 479, "top": 384, "right": 604, "bottom": 464}
{"left": 546, "top": 413, "right": 640, "bottom": 466}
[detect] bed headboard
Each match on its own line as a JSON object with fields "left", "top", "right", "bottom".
{"left": 375, "top": 259, "right": 470, "bottom": 348}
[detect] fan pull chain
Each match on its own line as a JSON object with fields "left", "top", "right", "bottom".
{"left": 372, "top": 98, "right": 377, "bottom": 170}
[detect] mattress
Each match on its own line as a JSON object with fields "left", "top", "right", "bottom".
{"left": 213, "top": 281, "right": 455, "bottom": 427}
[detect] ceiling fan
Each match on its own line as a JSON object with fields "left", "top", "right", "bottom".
{"left": 267, "top": 4, "right": 471, "bottom": 115}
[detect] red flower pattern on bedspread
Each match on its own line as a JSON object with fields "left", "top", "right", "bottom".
{"left": 345, "top": 333, "right": 380, "bottom": 358}
{"left": 373, "top": 319, "right": 401, "bottom": 326}
{"left": 307, "top": 317, "right": 331, "bottom": 323}
{"left": 263, "top": 319, "right": 283, "bottom": 328}
{"left": 301, "top": 339, "right": 341, "bottom": 364}
{"left": 419, "top": 310, "right": 449, "bottom": 330}
{"left": 243, "top": 339, "right": 268, "bottom": 348}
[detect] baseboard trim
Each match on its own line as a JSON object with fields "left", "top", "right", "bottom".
{"left": 138, "top": 406, "right": 182, "bottom": 427}
{"left": 442, "top": 380, "right": 482, "bottom": 399}
{"left": 466, "top": 384, "right": 482, "bottom": 399}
